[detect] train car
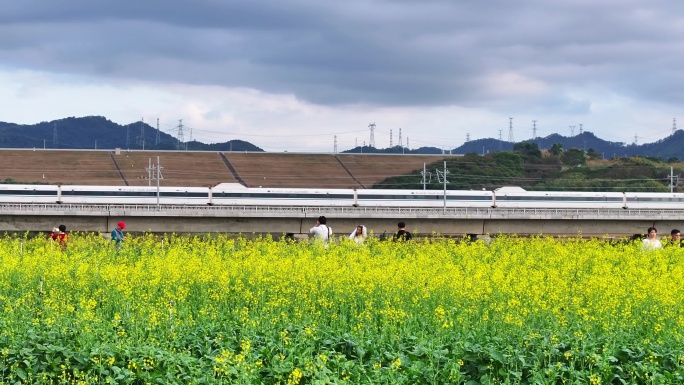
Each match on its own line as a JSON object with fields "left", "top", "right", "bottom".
{"left": 624, "top": 192, "right": 684, "bottom": 209}
{"left": 210, "top": 184, "right": 494, "bottom": 208}
{"left": 492, "top": 187, "right": 625, "bottom": 209}
{"left": 355, "top": 189, "right": 494, "bottom": 208}
{"left": 0, "top": 184, "right": 60, "bottom": 204}
{"left": 210, "top": 184, "right": 355, "bottom": 206}
{"left": 59, "top": 185, "right": 209, "bottom": 205}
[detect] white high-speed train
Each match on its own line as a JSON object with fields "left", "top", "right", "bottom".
{"left": 0, "top": 183, "right": 682, "bottom": 209}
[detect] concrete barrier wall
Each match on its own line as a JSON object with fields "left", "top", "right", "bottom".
{"left": 1, "top": 213, "right": 680, "bottom": 238}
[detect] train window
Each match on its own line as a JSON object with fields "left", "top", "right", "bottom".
{"left": 356, "top": 194, "right": 490, "bottom": 201}
{"left": 160, "top": 192, "right": 208, "bottom": 198}
{"left": 0, "top": 190, "right": 58, "bottom": 196}
{"left": 62, "top": 190, "right": 158, "bottom": 197}
{"left": 634, "top": 197, "right": 684, "bottom": 202}
{"left": 213, "top": 193, "right": 352, "bottom": 199}
{"left": 500, "top": 196, "right": 622, "bottom": 202}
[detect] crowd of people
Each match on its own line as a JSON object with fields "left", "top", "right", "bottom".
{"left": 47, "top": 221, "right": 126, "bottom": 251}
{"left": 309, "top": 216, "right": 412, "bottom": 245}
{"left": 44, "top": 219, "right": 684, "bottom": 250}
{"left": 641, "top": 227, "right": 682, "bottom": 250}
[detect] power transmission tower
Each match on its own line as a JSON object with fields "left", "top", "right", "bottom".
{"left": 633, "top": 134, "right": 640, "bottom": 145}
{"left": 126, "top": 125, "right": 130, "bottom": 149}
{"left": 406, "top": 137, "right": 409, "bottom": 150}
{"left": 52, "top": 122, "right": 58, "bottom": 147}
{"left": 176, "top": 119, "right": 185, "bottom": 150}
{"left": 466, "top": 133, "right": 470, "bottom": 142}
{"left": 532, "top": 120, "right": 537, "bottom": 139}
{"left": 155, "top": 118, "right": 161, "bottom": 146}
{"left": 333, "top": 135, "right": 337, "bottom": 154}
{"left": 390, "top": 129, "right": 393, "bottom": 147}
{"left": 569, "top": 125, "right": 576, "bottom": 136}
{"left": 368, "top": 123, "right": 376, "bottom": 147}
{"left": 508, "top": 118, "right": 514, "bottom": 142}
{"left": 398, "top": 128, "right": 402, "bottom": 148}
{"left": 138, "top": 118, "right": 145, "bottom": 149}
{"left": 498, "top": 129, "right": 503, "bottom": 151}
{"left": 673, "top": 118, "right": 677, "bottom": 135}
{"left": 579, "top": 123, "right": 583, "bottom": 134}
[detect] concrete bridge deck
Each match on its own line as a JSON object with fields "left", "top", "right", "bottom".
{"left": 1, "top": 204, "right": 682, "bottom": 238}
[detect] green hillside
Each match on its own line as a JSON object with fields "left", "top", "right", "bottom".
{"left": 375, "top": 143, "right": 682, "bottom": 192}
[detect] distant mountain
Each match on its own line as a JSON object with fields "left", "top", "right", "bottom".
{"left": 3, "top": 116, "right": 684, "bottom": 160}
{"left": 454, "top": 131, "right": 684, "bottom": 161}
{"left": 342, "top": 146, "right": 445, "bottom": 154}
{"left": 0, "top": 116, "right": 263, "bottom": 152}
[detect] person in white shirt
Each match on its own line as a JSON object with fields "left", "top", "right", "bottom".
{"left": 310, "top": 216, "right": 332, "bottom": 241}
{"left": 349, "top": 225, "right": 367, "bottom": 244}
{"left": 642, "top": 227, "right": 662, "bottom": 250}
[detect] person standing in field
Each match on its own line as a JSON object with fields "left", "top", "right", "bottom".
{"left": 112, "top": 221, "right": 126, "bottom": 247}
{"left": 349, "top": 225, "right": 367, "bottom": 244}
{"left": 50, "top": 224, "right": 68, "bottom": 251}
{"left": 670, "top": 229, "right": 682, "bottom": 248}
{"left": 642, "top": 227, "right": 662, "bottom": 250}
{"left": 310, "top": 216, "right": 332, "bottom": 242}
{"left": 393, "top": 222, "right": 413, "bottom": 242}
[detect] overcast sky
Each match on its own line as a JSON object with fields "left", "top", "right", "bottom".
{"left": 1, "top": 0, "right": 684, "bottom": 152}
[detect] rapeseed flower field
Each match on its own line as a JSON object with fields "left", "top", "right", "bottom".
{"left": 0, "top": 234, "right": 683, "bottom": 384}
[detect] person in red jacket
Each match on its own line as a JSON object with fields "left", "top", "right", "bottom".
{"left": 50, "top": 224, "right": 68, "bottom": 250}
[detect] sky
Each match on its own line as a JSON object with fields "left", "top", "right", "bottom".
{"left": 2, "top": 0, "right": 684, "bottom": 152}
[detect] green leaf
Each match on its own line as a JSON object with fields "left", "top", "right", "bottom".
{"left": 15, "top": 368, "right": 27, "bottom": 380}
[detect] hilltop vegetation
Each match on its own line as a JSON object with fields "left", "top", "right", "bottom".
{"left": 375, "top": 142, "right": 683, "bottom": 192}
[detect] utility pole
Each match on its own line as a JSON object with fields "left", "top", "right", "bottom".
{"left": 146, "top": 157, "right": 164, "bottom": 204}
{"left": 435, "top": 161, "right": 449, "bottom": 211}
{"left": 156, "top": 156, "right": 162, "bottom": 207}
{"left": 126, "top": 125, "right": 130, "bottom": 149}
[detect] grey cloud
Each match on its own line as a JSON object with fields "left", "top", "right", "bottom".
{"left": 1, "top": 0, "right": 684, "bottom": 110}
